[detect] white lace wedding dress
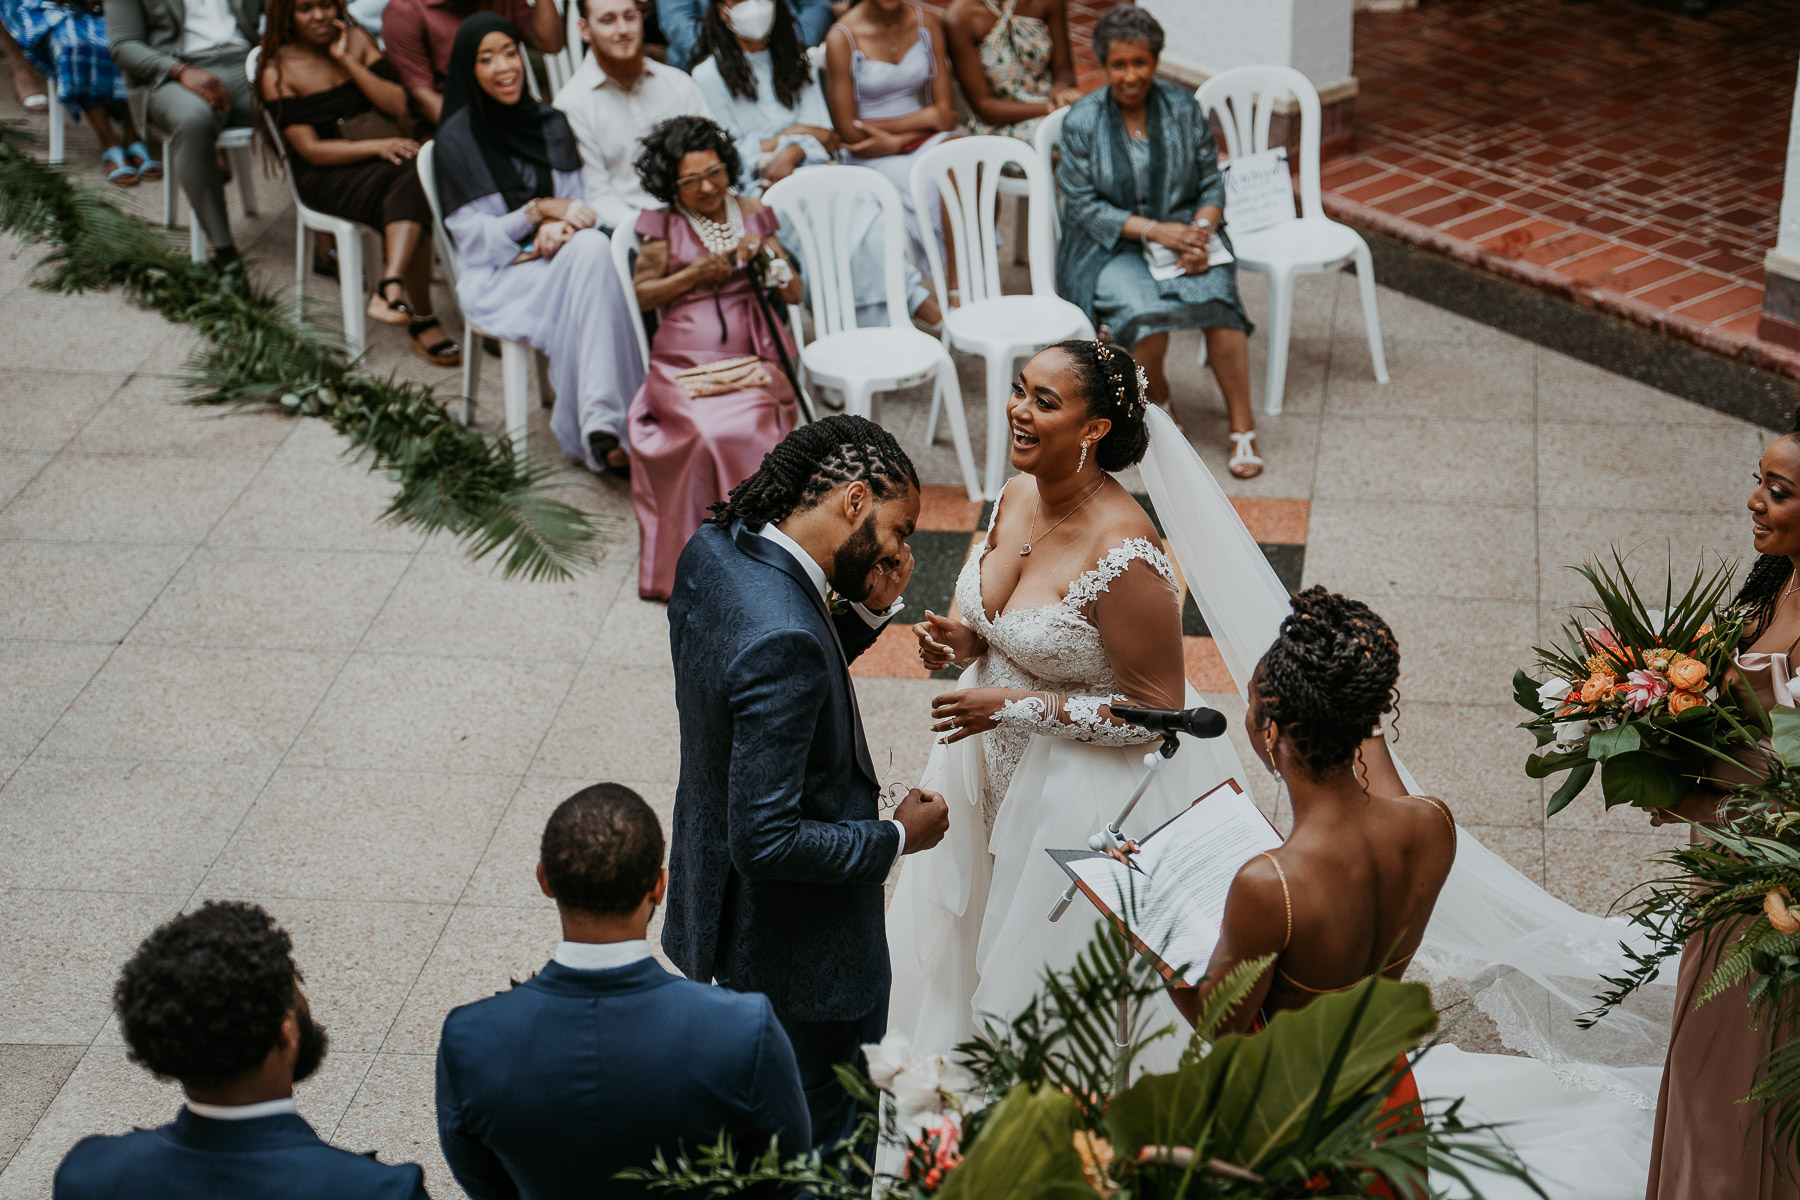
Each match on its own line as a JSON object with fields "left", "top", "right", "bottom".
{"left": 886, "top": 408, "right": 1671, "bottom": 1200}
{"left": 886, "top": 514, "right": 1253, "bottom": 1057}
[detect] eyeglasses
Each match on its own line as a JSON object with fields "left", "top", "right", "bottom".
{"left": 676, "top": 162, "right": 730, "bottom": 192}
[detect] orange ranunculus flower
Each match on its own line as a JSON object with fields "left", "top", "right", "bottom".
{"left": 1581, "top": 673, "right": 1617, "bottom": 705}
{"left": 1668, "top": 655, "right": 1708, "bottom": 692}
{"left": 1669, "top": 689, "right": 1707, "bottom": 715}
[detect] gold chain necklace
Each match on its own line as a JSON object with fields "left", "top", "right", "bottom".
{"left": 1021, "top": 478, "right": 1106, "bottom": 557}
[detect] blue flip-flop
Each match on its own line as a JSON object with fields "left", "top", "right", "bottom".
{"left": 125, "top": 141, "right": 162, "bottom": 181}
{"left": 101, "top": 145, "right": 138, "bottom": 187}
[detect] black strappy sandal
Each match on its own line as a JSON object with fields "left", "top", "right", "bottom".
{"left": 587, "top": 430, "right": 631, "bottom": 480}
{"left": 408, "top": 315, "right": 461, "bottom": 367}
{"left": 369, "top": 276, "right": 413, "bottom": 326}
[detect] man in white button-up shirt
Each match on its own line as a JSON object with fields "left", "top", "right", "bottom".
{"left": 551, "top": 0, "right": 711, "bottom": 231}
{"left": 106, "top": 0, "right": 258, "bottom": 259}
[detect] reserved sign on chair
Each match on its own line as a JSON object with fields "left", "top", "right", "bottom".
{"left": 1223, "top": 148, "right": 1296, "bottom": 236}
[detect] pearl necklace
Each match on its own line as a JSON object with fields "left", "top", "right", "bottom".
{"left": 681, "top": 195, "right": 744, "bottom": 256}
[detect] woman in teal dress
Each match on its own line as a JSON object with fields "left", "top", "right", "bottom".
{"left": 1054, "top": 7, "right": 1261, "bottom": 478}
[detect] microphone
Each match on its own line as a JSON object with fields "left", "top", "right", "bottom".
{"left": 1110, "top": 704, "right": 1228, "bottom": 739}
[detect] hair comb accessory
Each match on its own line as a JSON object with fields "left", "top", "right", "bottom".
{"left": 1132, "top": 363, "right": 1150, "bottom": 414}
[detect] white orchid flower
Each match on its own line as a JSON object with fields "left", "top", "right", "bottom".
{"left": 862, "top": 1030, "right": 912, "bottom": 1091}
{"left": 1538, "top": 678, "right": 1572, "bottom": 709}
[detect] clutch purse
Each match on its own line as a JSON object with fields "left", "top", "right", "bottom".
{"left": 675, "top": 355, "right": 771, "bottom": 398}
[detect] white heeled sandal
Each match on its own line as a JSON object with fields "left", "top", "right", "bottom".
{"left": 1228, "top": 430, "right": 1264, "bottom": 479}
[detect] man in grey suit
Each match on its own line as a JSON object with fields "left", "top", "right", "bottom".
{"left": 105, "top": 0, "right": 259, "bottom": 261}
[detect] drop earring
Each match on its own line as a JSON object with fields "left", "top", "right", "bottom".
{"left": 1077, "top": 440, "right": 1089, "bottom": 474}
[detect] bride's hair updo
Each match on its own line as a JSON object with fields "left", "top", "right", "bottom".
{"left": 1253, "top": 586, "right": 1401, "bottom": 778}
{"left": 1054, "top": 340, "right": 1151, "bottom": 471}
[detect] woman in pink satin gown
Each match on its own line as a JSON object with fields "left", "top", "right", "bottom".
{"left": 628, "top": 115, "right": 803, "bottom": 601}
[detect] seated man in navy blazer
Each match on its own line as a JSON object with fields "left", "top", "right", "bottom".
{"left": 54, "top": 901, "right": 428, "bottom": 1200}
{"left": 435, "top": 783, "right": 810, "bottom": 1199}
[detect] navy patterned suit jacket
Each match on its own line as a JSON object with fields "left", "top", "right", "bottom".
{"left": 663, "top": 521, "right": 901, "bottom": 1022}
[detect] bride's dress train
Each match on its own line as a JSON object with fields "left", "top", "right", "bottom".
{"left": 886, "top": 407, "right": 1671, "bottom": 1200}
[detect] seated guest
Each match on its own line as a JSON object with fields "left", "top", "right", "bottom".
{"left": 436, "top": 13, "right": 645, "bottom": 474}
{"left": 106, "top": 0, "right": 260, "bottom": 261}
{"left": 54, "top": 901, "right": 427, "bottom": 1200}
{"left": 627, "top": 115, "right": 802, "bottom": 602}
{"left": 1055, "top": 7, "right": 1261, "bottom": 477}
{"left": 436, "top": 783, "right": 811, "bottom": 1198}
{"left": 944, "top": 0, "right": 1079, "bottom": 139}
{"left": 552, "top": 0, "right": 712, "bottom": 232}
{"left": 1174, "top": 588, "right": 1456, "bottom": 1034}
{"left": 258, "top": 0, "right": 460, "bottom": 365}
{"left": 658, "top": 0, "right": 828, "bottom": 70}
{"left": 822, "top": 0, "right": 956, "bottom": 275}
{"left": 690, "top": 0, "right": 936, "bottom": 326}
{"left": 1, "top": 0, "right": 154, "bottom": 184}
{"left": 380, "top": 0, "right": 562, "bottom": 128}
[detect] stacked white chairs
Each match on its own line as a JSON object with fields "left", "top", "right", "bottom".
{"left": 1196, "top": 65, "right": 1388, "bottom": 415}
{"left": 541, "top": 1, "right": 587, "bottom": 96}
{"left": 248, "top": 46, "right": 382, "bottom": 357}
{"left": 416, "top": 138, "right": 534, "bottom": 453}
{"left": 910, "top": 134, "right": 1092, "bottom": 498}
{"left": 763, "top": 165, "right": 983, "bottom": 501}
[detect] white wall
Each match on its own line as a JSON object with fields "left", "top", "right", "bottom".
{"left": 1137, "top": 0, "right": 1355, "bottom": 93}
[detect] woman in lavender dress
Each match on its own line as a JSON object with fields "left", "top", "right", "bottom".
{"left": 822, "top": 0, "right": 956, "bottom": 274}
{"left": 433, "top": 13, "right": 644, "bottom": 475}
{"left": 627, "top": 116, "right": 802, "bottom": 601}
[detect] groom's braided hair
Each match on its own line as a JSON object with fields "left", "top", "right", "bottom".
{"left": 1253, "top": 586, "right": 1401, "bottom": 778}
{"left": 707, "top": 415, "right": 919, "bottom": 529}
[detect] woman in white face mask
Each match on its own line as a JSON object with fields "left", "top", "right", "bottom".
{"left": 689, "top": 0, "right": 942, "bottom": 328}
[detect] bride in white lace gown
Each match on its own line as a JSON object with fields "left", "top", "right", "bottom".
{"left": 888, "top": 339, "right": 1674, "bottom": 1199}
{"left": 887, "top": 341, "right": 1252, "bottom": 1053}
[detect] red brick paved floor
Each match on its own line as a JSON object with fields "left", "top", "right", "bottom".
{"left": 1327, "top": 0, "right": 1800, "bottom": 376}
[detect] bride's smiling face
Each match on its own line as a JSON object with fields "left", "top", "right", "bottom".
{"left": 1008, "top": 348, "right": 1111, "bottom": 478}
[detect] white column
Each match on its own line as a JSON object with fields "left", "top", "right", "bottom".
{"left": 1766, "top": 58, "right": 1800, "bottom": 284}
{"left": 1136, "top": 0, "right": 1356, "bottom": 104}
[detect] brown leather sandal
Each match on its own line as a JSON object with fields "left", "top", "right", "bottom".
{"left": 408, "top": 315, "right": 460, "bottom": 367}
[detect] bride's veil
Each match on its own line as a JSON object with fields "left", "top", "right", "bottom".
{"left": 1137, "top": 406, "right": 1672, "bottom": 1107}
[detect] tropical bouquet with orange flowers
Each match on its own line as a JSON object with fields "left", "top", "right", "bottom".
{"left": 1515, "top": 553, "right": 1753, "bottom": 816}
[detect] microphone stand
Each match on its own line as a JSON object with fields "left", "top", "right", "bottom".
{"left": 1047, "top": 730, "right": 1182, "bottom": 922}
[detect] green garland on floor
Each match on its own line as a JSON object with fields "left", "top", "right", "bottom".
{"left": 0, "top": 122, "right": 597, "bottom": 581}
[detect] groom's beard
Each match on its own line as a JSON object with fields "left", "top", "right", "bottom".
{"left": 830, "top": 515, "right": 884, "bottom": 604}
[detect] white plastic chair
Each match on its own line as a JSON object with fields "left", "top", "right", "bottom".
{"left": 1197, "top": 65, "right": 1388, "bottom": 415}
{"left": 416, "top": 139, "right": 533, "bottom": 454}
{"left": 1032, "top": 105, "right": 1066, "bottom": 243}
{"left": 543, "top": 1, "right": 585, "bottom": 95}
{"left": 911, "top": 135, "right": 1092, "bottom": 498}
{"left": 609, "top": 221, "right": 651, "bottom": 373}
{"left": 248, "top": 47, "right": 381, "bottom": 357}
{"left": 763, "top": 166, "right": 982, "bottom": 501}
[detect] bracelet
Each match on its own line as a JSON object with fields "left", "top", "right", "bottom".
{"left": 1193, "top": 216, "right": 1213, "bottom": 232}
{"left": 524, "top": 198, "right": 542, "bottom": 226}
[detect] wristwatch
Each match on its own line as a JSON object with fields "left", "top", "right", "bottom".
{"left": 1192, "top": 216, "right": 1214, "bottom": 233}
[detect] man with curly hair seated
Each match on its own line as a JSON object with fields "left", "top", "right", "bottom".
{"left": 53, "top": 901, "right": 427, "bottom": 1200}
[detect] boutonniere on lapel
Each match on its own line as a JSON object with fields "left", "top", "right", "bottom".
{"left": 826, "top": 590, "right": 850, "bottom": 616}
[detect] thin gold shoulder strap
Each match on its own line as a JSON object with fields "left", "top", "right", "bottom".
{"left": 1418, "top": 795, "right": 1456, "bottom": 844}
{"left": 1258, "top": 851, "right": 1292, "bottom": 950}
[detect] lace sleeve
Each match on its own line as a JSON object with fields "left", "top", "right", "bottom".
{"left": 992, "top": 539, "right": 1183, "bottom": 746}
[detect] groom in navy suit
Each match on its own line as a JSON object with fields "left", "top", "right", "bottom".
{"left": 665, "top": 415, "right": 950, "bottom": 1156}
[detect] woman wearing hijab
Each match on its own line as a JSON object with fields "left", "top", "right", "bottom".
{"left": 434, "top": 13, "right": 644, "bottom": 475}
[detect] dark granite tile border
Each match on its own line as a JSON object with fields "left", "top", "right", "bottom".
{"left": 1360, "top": 228, "right": 1800, "bottom": 431}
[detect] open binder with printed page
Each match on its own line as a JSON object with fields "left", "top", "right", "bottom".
{"left": 1048, "top": 779, "right": 1282, "bottom": 985}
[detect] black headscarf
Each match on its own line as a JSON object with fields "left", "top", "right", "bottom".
{"left": 434, "top": 13, "right": 582, "bottom": 215}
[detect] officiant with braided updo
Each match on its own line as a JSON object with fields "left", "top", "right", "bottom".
{"left": 628, "top": 114, "right": 805, "bottom": 602}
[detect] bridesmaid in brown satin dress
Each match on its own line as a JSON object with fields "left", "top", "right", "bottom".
{"left": 1645, "top": 429, "right": 1800, "bottom": 1200}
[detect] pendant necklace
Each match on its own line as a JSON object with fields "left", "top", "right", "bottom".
{"left": 1021, "top": 477, "right": 1106, "bottom": 556}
